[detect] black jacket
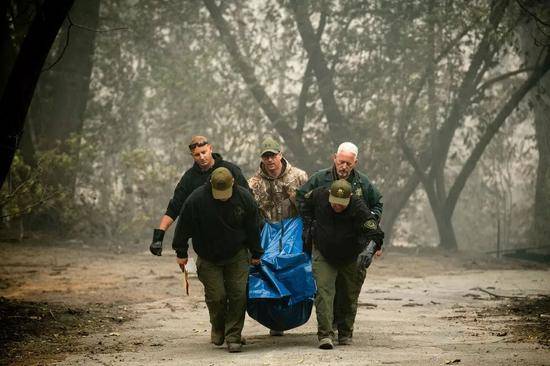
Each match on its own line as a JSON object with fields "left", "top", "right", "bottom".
{"left": 299, "top": 187, "right": 383, "bottom": 265}
{"left": 172, "top": 184, "right": 264, "bottom": 262}
{"left": 165, "top": 153, "right": 250, "bottom": 220}
{"left": 296, "top": 166, "right": 383, "bottom": 220}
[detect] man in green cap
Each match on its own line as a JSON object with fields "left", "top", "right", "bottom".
{"left": 248, "top": 136, "right": 308, "bottom": 336}
{"left": 296, "top": 141, "right": 383, "bottom": 335}
{"left": 299, "top": 179, "right": 384, "bottom": 349}
{"left": 172, "top": 167, "right": 264, "bottom": 352}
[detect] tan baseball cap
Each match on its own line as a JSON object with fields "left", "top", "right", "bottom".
{"left": 211, "top": 167, "right": 234, "bottom": 200}
{"left": 260, "top": 137, "right": 281, "bottom": 156}
{"left": 329, "top": 179, "right": 352, "bottom": 206}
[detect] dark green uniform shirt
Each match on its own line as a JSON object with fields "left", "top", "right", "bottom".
{"left": 296, "top": 166, "right": 383, "bottom": 220}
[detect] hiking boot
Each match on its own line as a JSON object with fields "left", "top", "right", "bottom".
{"left": 338, "top": 336, "right": 352, "bottom": 345}
{"left": 318, "top": 337, "right": 334, "bottom": 350}
{"left": 269, "top": 329, "right": 284, "bottom": 336}
{"left": 211, "top": 328, "right": 224, "bottom": 346}
{"left": 227, "top": 342, "right": 242, "bottom": 353}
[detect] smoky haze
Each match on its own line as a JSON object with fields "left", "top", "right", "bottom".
{"left": 1, "top": 1, "right": 550, "bottom": 365}
{"left": 2, "top": 0, "right": 549, "bottom": 256}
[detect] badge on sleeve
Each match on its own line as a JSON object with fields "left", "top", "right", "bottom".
{"left": 363, "top": 219, "right": 377, "bottom": 230}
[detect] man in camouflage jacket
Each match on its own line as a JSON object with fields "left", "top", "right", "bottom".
{"left": 248, "top": 137, "right": 308, "bottom": 223}
{"left": 247, "top": 137, "right": 308, "bottom": 336}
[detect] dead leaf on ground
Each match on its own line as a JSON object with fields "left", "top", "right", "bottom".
{"left": 445, "top": 359, "right": 461, "bottom": 364}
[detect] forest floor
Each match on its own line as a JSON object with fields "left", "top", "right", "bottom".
{"left": 0, "top": 239, "right": 549, "bottom": 366}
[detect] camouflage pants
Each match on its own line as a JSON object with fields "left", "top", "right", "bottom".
{"left": 196, "top": 248, "right": 249, "bottom": 344}
{"left": 312, "top": 248, "right": 366, "bottom": 341}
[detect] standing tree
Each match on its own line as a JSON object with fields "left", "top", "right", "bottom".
{"left": 0, "top": 0, "right": 75, "bottom": 189}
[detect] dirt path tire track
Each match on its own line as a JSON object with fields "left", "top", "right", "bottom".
{"left": 1, "top": 243, "right": 549, "bottom": 365}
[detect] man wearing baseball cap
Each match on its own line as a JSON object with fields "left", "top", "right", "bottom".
{"left": 248, "top": 137, "right": 308, "bottom": 336}
{"left": 296, "top": 141, "right": 383, "bottom": 340}
{"left": 172, "top": 167, "right": 264, "bottom": 352}
{"left": 299, "top": 179, "right": 384, "bottom": 350}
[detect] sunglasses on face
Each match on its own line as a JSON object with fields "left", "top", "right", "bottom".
{"left": 188, "top": 141, "right": 208, "bottom": 150}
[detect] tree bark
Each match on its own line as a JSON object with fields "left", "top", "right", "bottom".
{"left": 289, "top": 0, "right": 350, "bottom": 147}
{"left": 0, "top": 0, "right": 17, "bottom": 97}
{"left": 27, "top": 0, "right": 100, "bottom": 195}
{"left": 446, "top": 50, "right": 550, "bottom": 215}
{"left": 202, "top": 0, "right": 314, "bottom": 169}
{"left": 533, "top": 74, "right": 550, "bottom": 247}
{"left": 0, "top": 0, "right": 75, "bottom": 189}
{"left": 36, "top": 0, "right": 100, "bottom": 151}
{"left": 433, "top": 207, "right": 458, "bottom": 250}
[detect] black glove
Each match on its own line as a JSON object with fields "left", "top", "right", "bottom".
{"left": 357, "top": 240, "right": 377, "bottom": 269}
{"left": 150, "top": 229, "right": 165, "bottom": 256}
{"left": 364, "top": 230, "right": 384, "bottom": 249}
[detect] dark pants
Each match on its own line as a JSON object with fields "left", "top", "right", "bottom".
{"left": 312, "top": 249, "right": 366, "bottom": 341}
{"left": 196, "top": 248, "right": 249, "bottom": 344}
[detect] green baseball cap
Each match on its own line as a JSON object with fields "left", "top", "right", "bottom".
{"left": 211, "top": 167, "right": 234, "bottom": 200}
{"left": 260, "top": 137, "right": 281, "bottom": 156}
{"left": 329, "top": 179, "right": 352, "bottom": 206}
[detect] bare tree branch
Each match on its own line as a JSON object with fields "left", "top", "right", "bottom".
{"left": 446, "top": 50, "right": 550, "bottom": 214}
{"left": 476, "top": 67, "right": 536, "bottom": 93}
{"left": 289, "top": 0, "right": 349, "bottom": 146}
{"left": 296, "top": 10, "right": 326, "bottom": 135}
{"left": 516, "top": 0, "right": 550, "bottom": 27}
{"left": 202, "top": 0, "right": 311, "bottom": 166}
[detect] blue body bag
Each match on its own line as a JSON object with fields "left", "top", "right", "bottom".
{"left": 247, "top": 217, "right": 317, "bottom": 331}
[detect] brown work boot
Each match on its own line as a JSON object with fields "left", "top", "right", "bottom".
{"left": 338, "top": 336, "right": 352, "bottom": 345}
{"left": 318, "top": 337, "right": 334, "bottom": 350}
{"left": 227, "top": 342, "right": 242, "bottom": 353}
{"left": 211, "top": 328, "right": 224, "bottom": 346}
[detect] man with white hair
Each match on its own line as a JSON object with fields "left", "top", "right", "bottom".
{"left": 296, "top": 141, "right": 383, "bottom": 345}
{"left": 297, "top": 142, "right": 382, "bottom": 220}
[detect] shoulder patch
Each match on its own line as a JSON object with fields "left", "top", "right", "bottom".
{"left": 362, "top": 219, "right": 377, "bottom": 230}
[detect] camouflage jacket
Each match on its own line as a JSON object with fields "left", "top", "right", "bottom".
{"left": 248, "top": 158, "right": 308, "bottom": 222}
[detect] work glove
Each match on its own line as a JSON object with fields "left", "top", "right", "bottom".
{"left": 150, "top": 229, "right": 165, "bottom": 256}
{"left": 357, "top": 240, "right": 377, "bottom": 269}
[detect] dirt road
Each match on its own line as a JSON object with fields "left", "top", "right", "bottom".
{"left": 1, "top": 241, "right": 549, "bottom": 365}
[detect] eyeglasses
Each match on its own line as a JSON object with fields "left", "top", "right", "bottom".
{"left": 188, "top": 141, "right": 208, "bottom": 150}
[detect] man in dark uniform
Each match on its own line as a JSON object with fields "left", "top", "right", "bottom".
{"left": 172, "top": 167, "right": 264, "bottom": 352}
{"left": 299, "top": 179, "right": 384, "bottom": 349}
{"left": 296, "top": 141, "right": 383, "bottom": 333}
{"left": 149, "top": 135, "right": 249, "bottom": 256}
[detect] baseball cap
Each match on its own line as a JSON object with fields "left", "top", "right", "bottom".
{"left": 211, "top": 167, "right": 234, "bottom": 200}
{"left": 329, "top": 179, "right": 352, "bottom": 206}
{"left": 260, "top": 137, "right": 281, "bottom": 156}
